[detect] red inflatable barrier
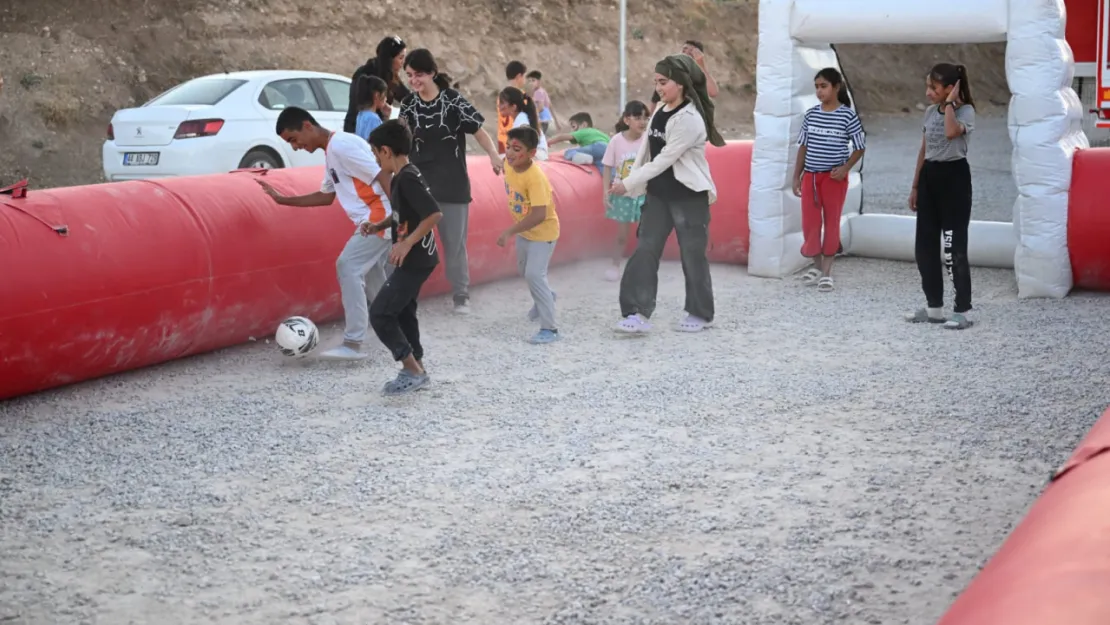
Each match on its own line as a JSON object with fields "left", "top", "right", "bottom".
{"left": 937, "top": 405, "right": 1110, "bottom": 625}
{"left": 0, "top": 142, "right": 753, "bottom": 400}
{"left": 622, "top": 141, "right": 752, "bottom": 264}
{"left": 1068, "top": 148, "right": 1110, "bottom": 290}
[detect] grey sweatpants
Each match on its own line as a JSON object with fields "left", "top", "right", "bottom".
{"left": 516, "top": 236, "right": 557, "bottom": 330}
{"left": 437, "top": 202, "right": 470, "bottom": 301}
{"left": 619, "top": 193, "right": 714, "bottom": 322}
{"left": 336, "top": 230, "right": 392, "bottom": 344}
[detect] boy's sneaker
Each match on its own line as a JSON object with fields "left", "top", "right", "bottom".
{"left": 382, "top": 370, "right": 430, "bottom": 396}
{"left": 615, "top": 313, "right": 651, "bottom": 334}
{"left": 529, "top": 329, "right": 560, "bottom": 344}
{"left": 317, "top": 344, "right": 369, "bottom": 361}
{"left": 453, "top": 295, "right": 471, "bottom": 315}
{"left": 570, "top": 152, "right": 595, "bottom": 165}
{"left": 944, "top": 312, "right": 974, "bottom": 330}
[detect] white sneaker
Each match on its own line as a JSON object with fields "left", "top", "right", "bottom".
{"left": 604, "top": 267, "right": 621, "bottom": 282}
{"left": 317, "top": 344, "right": 369, "bottom": 361}
{"left": 453, "top": 301, "right": 471, "bottom": 315}
{"left": 570, "top": 152, "right": 595, "bottom": 165}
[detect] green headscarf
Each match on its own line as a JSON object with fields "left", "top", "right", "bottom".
{"left": 654, "top": 54, "right": 725, "bottom": 147}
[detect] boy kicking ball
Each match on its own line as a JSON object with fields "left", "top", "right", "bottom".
{"left": 497, "top": 127, "right": 561, "bottom": 345}
{"left": 361, "top": 120, "right": 443, "bottom": 395}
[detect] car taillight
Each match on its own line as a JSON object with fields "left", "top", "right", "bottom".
{"left": 107, "top": 123, "right": 114, "bottom": 140}
{"left": 173, "top": 119, "right": 224, "bottom": 139}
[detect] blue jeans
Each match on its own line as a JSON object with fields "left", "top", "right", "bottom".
{"left": 565, "top": 142, "right": 608, "bottom": 174}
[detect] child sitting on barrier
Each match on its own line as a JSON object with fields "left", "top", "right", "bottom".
{"left": 549, "top": 112, "right": 610, "bottom": 172}
{"left": 792, "top": 67, "right": 866, "bottom": 293}
{"left": 496, "top": 126, "right": 561, "bottom": 345}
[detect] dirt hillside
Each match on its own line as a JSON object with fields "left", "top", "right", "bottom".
{"left": 0, "top": 0, "right": 1008, "bottom": 190}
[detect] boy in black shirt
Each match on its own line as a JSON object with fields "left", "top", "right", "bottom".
{"left": 361, "top": 120, "right": 442, "bottom": 395}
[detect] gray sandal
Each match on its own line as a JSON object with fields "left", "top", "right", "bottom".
{"left": 904, "top": 308, "right": 946, "bottom": 324}
{"left": 944, "top": 313, "right": 974, "bottom": 330}
{"left": 382, "top": 370, "right": 430, "bottom": 396}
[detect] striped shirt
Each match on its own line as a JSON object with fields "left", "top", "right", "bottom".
{"left": 797, "top": 104, "right": 865, "bottom": 172}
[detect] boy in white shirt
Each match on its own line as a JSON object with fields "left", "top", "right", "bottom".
{"left": 256, "top": 106, "right": 393, "bottom": 361}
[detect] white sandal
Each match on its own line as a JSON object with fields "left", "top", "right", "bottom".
{"left": 675, "top": 314, "right": 711, "bottom": 333}
{"left": 798, "top": 267, "right": 821, "bottom": 286}
{"left": 817, "top": 276, "right": 834, "bottom": 292}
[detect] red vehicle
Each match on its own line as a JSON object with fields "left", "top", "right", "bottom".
{"left": 1067, "top": 0, "right": 1110, "bottom": 131}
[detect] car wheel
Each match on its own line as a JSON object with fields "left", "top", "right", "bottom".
{"left": 238, "top": 149, "right": 283, "bottom": 170}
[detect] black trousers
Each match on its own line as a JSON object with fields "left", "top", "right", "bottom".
{"left": 915, "top": 159, "right": 973, "bottom": 313}
{"left": 369, "top": 265, "right": 435, "bottom": 362}
{"left": 619, "top": 193, "right": 714, "bottom": 322}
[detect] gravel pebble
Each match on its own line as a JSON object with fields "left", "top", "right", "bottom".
{"left": 1, "top": 254, "right": 1107, "bottom": 624}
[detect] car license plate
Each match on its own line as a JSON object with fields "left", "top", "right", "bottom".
{"left": 123, "top": 152, "right": 160, "bottom": 166}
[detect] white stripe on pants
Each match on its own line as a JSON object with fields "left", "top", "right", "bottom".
{"left": 336, "top": 230, "right": 392, "bottom": 344}
{"left": 516, "top": 236, "right": 557, "bottom": 330}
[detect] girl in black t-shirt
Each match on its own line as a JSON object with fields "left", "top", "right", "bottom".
{"left": 399, "top": 48, "right": 502, "bottom": 315}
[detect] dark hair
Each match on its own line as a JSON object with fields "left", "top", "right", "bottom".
{"left": 355, "top": 75, "right": 388, "bottom": 109}
{"left": 499, "top": 87, "right": 540, "bottom": 135}
{"left": 404, "top": 48, "right": 454, "bottom": 91}
{"left": 368, "top": 119, "right": 412, "bottom": 156}
{"left": 929, "top": 63, "right": 974, "bottom": 107}
{"left": 275, "top": 106, "right": 319, "bottom": 133}
{"left": 506, "top": 60, "right": 527, "bottom": 80}
{"left": 507, "top": 126, "right": 539, "bottom": 151}
{"left": 683, "top": 40, "right": 705, "bottom": 52}
{"left": 814, "top": 67, "right": 852, "bottom": 107}
{"left": 372, "top": 35, "right": 406, "bottom": 83}
{"left": 526, "top": 70, "right": 542, "bottom": 81}
{"left": 651, "top": 91, "right": 661, "bottom": 104}
{"left": 569, "top": 112, "right": 592, "bottom": 127}
{"left": 615, "top": 100, "right": 650, "bottom": 132}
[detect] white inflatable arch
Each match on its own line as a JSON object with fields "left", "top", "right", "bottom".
{"left": 750, "top": 0, "right": 1089, "bottom": 298}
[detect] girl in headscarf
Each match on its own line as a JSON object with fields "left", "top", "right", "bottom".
{"left": 609, "top": 54, "right": 725, "bottom": 335}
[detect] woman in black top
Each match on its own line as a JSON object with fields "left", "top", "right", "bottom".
{"left": 399, "top": 48, "right": 502, "bottom": 314}
{"left": 343, "top": 35, "right": 410, "bottom": 133}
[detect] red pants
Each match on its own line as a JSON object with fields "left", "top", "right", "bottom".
{"left": 800, "top": 171, "right": 848, "bottom": 258}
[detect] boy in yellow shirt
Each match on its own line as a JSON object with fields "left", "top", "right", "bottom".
{"left": 496, "top": 126, "right": 561, "bottom": 344}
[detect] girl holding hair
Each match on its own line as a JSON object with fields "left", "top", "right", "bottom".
{"left": 609, "top": 55, "right": 726, "bottom": 334}
{"left": 600, "top": 100, "right": 650, "bottom": 281}
{"left": 399, "top": 48, "right": 503, "bottom": 315}
{"left": 353, "top": 75, "right": 390, "bottom": 142}
{"left": 905, "top": 63, "right": 976, "bottom": 330}
{"left": 345, "top": 35, "right": 409, "bottom": 133}
{"left": 497, "top": 87, "right": 549, "bottom": 160}
{"left": 792, "top": 67, "right": 865, "bottom": 292}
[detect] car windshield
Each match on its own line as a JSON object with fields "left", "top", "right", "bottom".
{"left": 146, "top": 78, "right": 247, "bottom": 106}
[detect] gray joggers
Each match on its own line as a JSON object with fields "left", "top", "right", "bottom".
{"left": 336, "top": 230, "right": 392, "bottom": 344}
{"left": 516, "top": 236, "right": 557, "bottom": 330}
{"left": 437, "top": 202, "right": 471, "bottom": 303}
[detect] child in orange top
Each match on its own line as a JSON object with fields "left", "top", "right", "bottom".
{"left": 497, "top": 60, "right": 527, "bottom": 154}
{"left": 497, "top": 126, "right": 560, "bottom": 345}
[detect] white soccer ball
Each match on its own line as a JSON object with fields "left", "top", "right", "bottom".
{"left": 274, "top": 316, "right": 319, "bottom": 358}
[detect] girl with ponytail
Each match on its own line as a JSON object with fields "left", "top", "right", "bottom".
{"left": 792, "top": 67, "right": 866, "bottom": 292}
{"left": 498, "top": 87, "right": 549, "bottom": 160}
{"left": 399, "top": 48, "right": 503, "bottom": 314}
{"left": 904, "top": 62, "right": 976, "bottom": 330}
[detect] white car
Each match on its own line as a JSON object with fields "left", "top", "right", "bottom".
{"left": 102, "top": 70, "right": 355, "bottom": 182}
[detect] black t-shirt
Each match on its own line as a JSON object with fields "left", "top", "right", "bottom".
{"left": 646, "top": 100, "right": 707, "bottom": 201}
{"left": 390, "top": 163, "right": 441, "bottom": 270}
{"left": 399, "top": 88, "right": 485, "bottom": 205}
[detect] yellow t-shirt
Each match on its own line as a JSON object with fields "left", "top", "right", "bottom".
{"left": 504, "top": 162, "right": 560, "bottom": 242}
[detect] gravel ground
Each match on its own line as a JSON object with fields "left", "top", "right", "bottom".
{"left": 2, "top": 257, "right": 1109, "bottom": 625}
{"left": 858, "top": 112, "right": 1016, "bottom": 222}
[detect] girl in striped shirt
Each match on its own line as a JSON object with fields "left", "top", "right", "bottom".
{"left": 792, "top": 67, "right": 865, "bottom": 292}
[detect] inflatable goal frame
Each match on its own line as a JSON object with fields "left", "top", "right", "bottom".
{"left": 751, "top": 0, "right": 1090, "bottom": 298}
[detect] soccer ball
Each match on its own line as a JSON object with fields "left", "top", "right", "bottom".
{"left": 274, "top": 316, "right": 319, "bottom": 358}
